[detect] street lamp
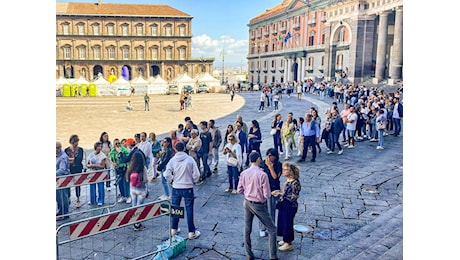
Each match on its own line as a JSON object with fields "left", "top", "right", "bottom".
{"left": 255, "top": 42, "right": 265, "bottom": 86}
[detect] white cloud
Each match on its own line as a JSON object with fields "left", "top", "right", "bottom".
{"left": 192, "top": 34, "right": 248, "bottom": 67}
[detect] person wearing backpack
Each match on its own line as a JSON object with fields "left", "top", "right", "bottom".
{"left": 126, "top": 150, "right": 148, "bottom": 231}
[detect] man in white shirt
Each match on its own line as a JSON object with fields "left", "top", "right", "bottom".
{"left": 345, "top": 106, "right": 358, "bottom": 148}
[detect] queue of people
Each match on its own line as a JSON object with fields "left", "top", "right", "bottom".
{"left": 57, "top": 80, "right": 402, "bottom": 257}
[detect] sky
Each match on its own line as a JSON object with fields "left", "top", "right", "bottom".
{"left": 56, "top": 0, "right": 283, "bottom": 67}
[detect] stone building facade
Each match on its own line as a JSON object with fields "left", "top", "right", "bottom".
{"left": 56, "top": 2, "right": 214, "bottom": 81}
{"left": 247, "top": 0, "right": 403, "bottom": 85}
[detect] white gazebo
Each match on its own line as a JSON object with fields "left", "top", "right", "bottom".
{"left": 130, "top": 76, "right": 149, "bottom": 95}
{"left": 195, "top": 72, "right": 221, "bottom": 92}
{"left": 92, "top": 76, "right": 113, "bottom": 96}
{"left": 56, "top": 77, "right": 70, "bottom": 96}
{"left": 170, "top": 72, "right": 197, "bottom": 94}
{"left": 112, "top": 76, "right": 131, "bottom": 96}
{"left": 148, "top": 75, "right": 169, "bottom": 95}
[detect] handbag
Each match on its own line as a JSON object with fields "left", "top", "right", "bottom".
{"left": 227, "top": 156, "right": 238, "bottom": 167}
{"left": 377, "top": 121, "right": 386, "bottom": 130}
{"left": 270, "top": 128, "right": 277, "bottom": 136}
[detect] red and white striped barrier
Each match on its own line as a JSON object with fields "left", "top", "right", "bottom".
{"left": 56, "top": 170, "right": 109, "bottom": 189}
{"left": 69, "top": 202, "right": 162, "bottom": 240}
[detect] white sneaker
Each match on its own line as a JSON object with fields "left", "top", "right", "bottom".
{"left": 327, "top": 151, "right": 333, "bottom": 154}
{"left": 158, "top": 194, "right": 169, "bottom": 200}
{"left": 259, "top": 230, "right": 268, "bottom": 237}
{"left": 348, "top": 145, "right": 354, "bottom": 149}
{"left": 278, "top": 242, "right": 293, "bottom": 251}
{"left": 343, "top": 143, "right": 349, "bottom": 147}
{"left": 171, "top": 228, "right": 181, "bottom": 236}
{"left": 338, "top": 150, "right": 344, "bottom": 155}
{"left": 126, "top": 197, "right": 132, "bottom": 204}
{"left": 106, "top": 187, "right": 111, "bottom": 192}
{"left": 188, "top": 230, "right": 201, "bottom": 239}
{"left": 117, "top": 197, "right": 126, "bottom": 203}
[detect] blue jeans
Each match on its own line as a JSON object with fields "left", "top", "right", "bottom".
{"left": 243, "top": 199, "right": 277, "bottom": 260}
{"left": 130, "top": 185, "right": 147, "bottom": 207}
{"left": 378, "top": 129, "right": 385, "bottom": 147}
{"left": 227, "top": 165, "right": 239, "bottom": 190}
{"left": 331, "top": 133, "right": 342, "bottom": 152}
{"left": 274, "top": 101, "right": 279, "bottom": 110}
{"left": 273, "top": 134, "right": 283, "bottom": 153}
{"left": 258, "top": 102, "right": 265, "bottom": 111}
{"left": 56, "top": 188, "right": 69, "bottom": 215}
{"left": 90, "top": 182, "right": 105, "bottom": 204}
{"left": 116, "top": 167, "right": 130, "bottom": 198}
{"left": 161, "top": 170, "right": 171, "bottom": 197}
{"left": 171, "top": 188, "right": 196, "bottom": 233}
{"left": 200, "top": 153, "right": 211, "bottom": 178}
{"left": 393, "top": 118, "right": 402, "bottom": 135}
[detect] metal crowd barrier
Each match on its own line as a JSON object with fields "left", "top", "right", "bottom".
{"left": 56, "top": 168, "right": 118, "bottom": 218}
{"left": 56, "top": 199, "right": 173, "bottom": 260}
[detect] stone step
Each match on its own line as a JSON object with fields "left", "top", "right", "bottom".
{"left": 310, "top": 205, "right": 403, "bottom": 260}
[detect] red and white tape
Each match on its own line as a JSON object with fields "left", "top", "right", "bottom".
{"left": 69, "top": 203, "right": 162, "bottom": 240}
{"left": 56, "top": 171, "right": 109, "bottom": 189}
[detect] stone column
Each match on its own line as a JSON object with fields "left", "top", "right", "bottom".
{"left": 283, "top": 58, "right": 288, "bottom": 82}
{"left": 297, "top": 57, "right": 302, "bottom": 82}
{"left": 286, "top": 58, "right": 291, "bottom": 82}
{"left": 374, "top": 11, "right": 390, "bottom": 83}
{"left": 390, "top": 6, "right": 403, "bottom": 82}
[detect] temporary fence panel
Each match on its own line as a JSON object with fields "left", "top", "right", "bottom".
{"left": 56, "top": 169, "right": 119, "bottom": 219}
{"left": 56, "top": 199, "right": 173, "bottom": 260}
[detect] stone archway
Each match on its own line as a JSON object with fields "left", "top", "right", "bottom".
{"left": 151, "top": 65, "right": 160, "bottom": 77}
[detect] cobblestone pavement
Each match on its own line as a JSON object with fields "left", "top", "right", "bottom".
{"left": 56, "top": 90, "right": 403, "bottom": 260}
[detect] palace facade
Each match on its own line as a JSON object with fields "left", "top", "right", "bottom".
{"left": 247, "top": 0, "right": 403, "bottom": 85}
{"left": 56, "top": 2, "right": 214, "bottom": 81}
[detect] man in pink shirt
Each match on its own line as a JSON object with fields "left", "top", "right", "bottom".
{"left": 238, "top": 151, "right": 278, "bottom": 260}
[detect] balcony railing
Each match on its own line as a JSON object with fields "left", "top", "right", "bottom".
{"left": 293, "top": 23, "right": 300, "bottom": 29}
{"left": 308, "top": 19, "right": 316, "bottom": 25}
{"left": 320, "top": 16, "right": 327, "bottom": 22}
{"left": 280, "top": 27, "right": 286, "bottom": 33}
{"left": 271, "top": 30, "right": 277, "bottom": 35}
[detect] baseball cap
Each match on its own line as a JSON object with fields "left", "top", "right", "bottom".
{"left": 266, "top": 148, "right": 279, "bottom": 158}
{"left": 125, "top": 138, "right": 135, "bottom": 146}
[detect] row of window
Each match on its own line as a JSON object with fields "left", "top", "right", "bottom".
{"left": 250, "top": 27, "right": 348, "bottom": 55}
{"left": 249, "top": 55, "right": 344, "bottom": 70}
{"left": 251, "top": 12, "right": 327, "bottom": 38}
{"left": 59, "top": 45, "right": 187, "bottom": 60}
{"left": 59, "top": 22, "right": 188, "bottom": 37}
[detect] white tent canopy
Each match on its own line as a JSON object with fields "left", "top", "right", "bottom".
{"left": 196, "top": 72, "right": 220, "bottom": 87}
{"left": 92, "top": 76, "right": 114, "bottom": 96}
{"left": 170, "top": 72, "right": 197, "bottom": 93}
{"left": 112, "top": 76, "right": 131, "bottom": 96}
{"left": 56, "top": 77, "right": 70, "bottom": 90}
{"left": 72, "top": 76, "right": 90, "bottom": 85}
{"left": 130, "top": 76, "right": 149, "bottom": 95}
{"left": 148, "top": 75, "right": 169, "bottom": 95}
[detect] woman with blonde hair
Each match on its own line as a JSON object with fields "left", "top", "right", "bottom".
{"left": 281, "top": 115, "right": 296, "bottom": 160}
{"left": 273, "top": 161, "right": 301, "bottom": 252}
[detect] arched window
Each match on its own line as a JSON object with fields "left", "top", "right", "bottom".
{"left": 179, "top": 24, "right": 186, "bottom": 36}
{"left": 137, "top": 47, "right": 144, "bottom": 60}
{"left": 121, "top": 24, "right": 129, "bottom": 36}
{"left": 179, "top": 47, "right": 186, "bottom": 60}
{"left": 93, "top": 45, "right": 101, "bottom": 60}
{"left": 122, "top": 46, "right": 130, "bottom": 60}
{"left": 108, "top": 46, "right": 115, "bottom": 60}
{"left": 62, "top": 22, "right": 70, "bottom": 35}
{"left": 151, "top": 46, "right": 159, "bottom": 60}
{"left": 165, "top": 24, "right": 172, "bottom": 36}
{"left": 165, "top": 47, "right": 172, "bottom": 60}
{"left": 151, "top": 24, "right": 158, "bottom": 36}
{"left": 77, "top": 23, "right": 85, "bottom": 35}
{"left": 136, "top": 23, "right": 143, "bottom": 36}
{"left": 92, "top": 23, "right": 100, "bottom": 35}
{"left": 78, "top": 46, "right": 86, "bottom": 60}
{"left": 107, "top": 23, "right": 114, "bottom": 35}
